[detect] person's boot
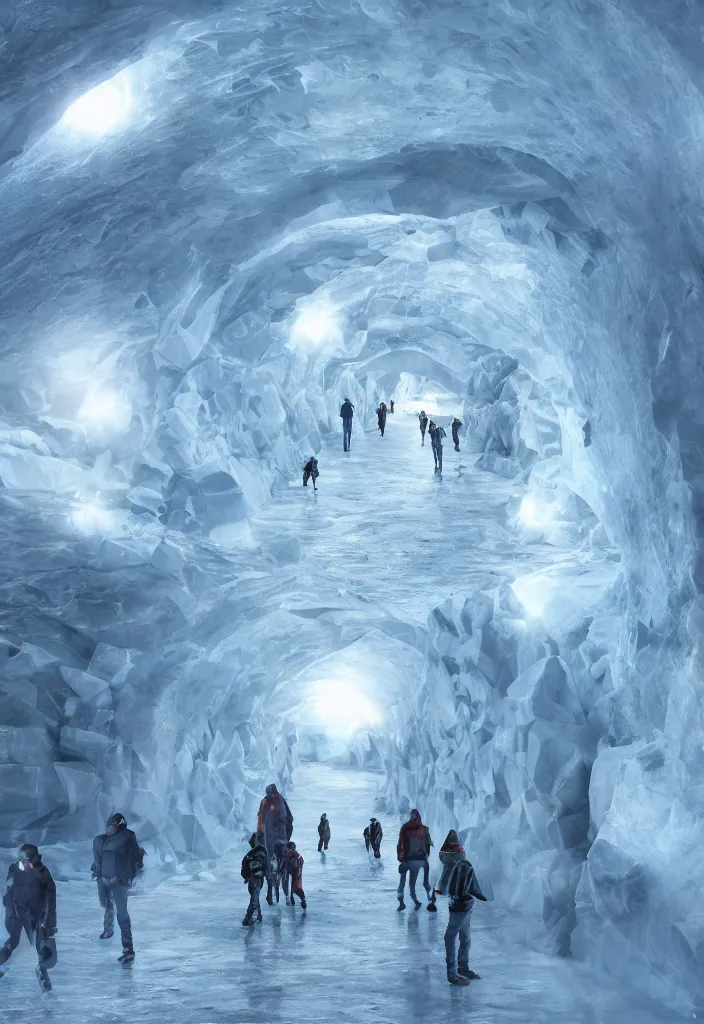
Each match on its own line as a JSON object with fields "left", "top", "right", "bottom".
{"left": 458, "top": 968, "right": 481, "bottom": 980}
{"left": 447, "top": 973, "right": 470, "bottom": 986}
{"left": 118, "top": 948, "right": 135, "bottom": 964}
{"left": 100, "top": 927, "right": 114, "bottom": 940}
{"left": 36, "top": 965, "right": 52, "bottom": 992}
{"left": 413, "top": 899, "right": 422, "bottom": 911}
{"left": 301, "top": 899, "right": 307, "bottom": 910}
{"left": 397, "top": 899, "right": 406, "bottom": 912}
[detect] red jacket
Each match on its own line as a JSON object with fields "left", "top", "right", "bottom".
{"left": 284, "top": 850, "right": 304, "bottom": 881}
{"left": 397, "top": 818, "right": 431, "bottom": 861}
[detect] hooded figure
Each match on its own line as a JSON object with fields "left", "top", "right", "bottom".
{"left": 241, "top": 833, "right": 268, "bottom": 926}
{"left": 257, "top": 785, "right": 294, "bottom": 904}
{"left": 451, "top": 417, "right": 463, "bottom": 452}
{"left": 363, "top": 818, "right": 383, "bottom": 858}
{"left": 418, "top": 410, "right": 428, "bottom": 445}
{"left": 92, "top": 812, "right": 144, "bottom": 963}
{"left": 396, "top": 809, "right": 433, "bottom": 911}
{"left": 340, "top": 398, "right": 355, "bottom": 451}
{"left": 0, "top": 844, "right": 57, "bottom": 991}
{"left": 317, "top": 814, "right": 331, "bottom": 852}
{"left": 303, "top": 456, "right": 319, "bottom": 490}
{"left": 283, "top": 842, "right": 306, "bottom": 909}
{"left": 376, "top": 402, "right": 387, "bottom": 436}
{"left": 435, "top": 830, "right": 487, "bottom": 985}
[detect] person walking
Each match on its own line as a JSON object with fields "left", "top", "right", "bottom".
{"left": 0, "top": 845, "right": 57, "bottom": 992}
{"left": 317, "top": 813, "right": 331, "bottom": 852}
{"left": 451, "top": 416, "right": 463, "bottom": 452}
{"left": 302, "top": 456, "right": 319, "bottom": 490}
{"left": 429, "top": 420, "right": 446, "bottom": 473}
{"left": 340, "top": 397, "right": 355, "bottom": 452}
{"left": 396, "top": 809, "right": 433, "bottom": 910}
{"left": 92, "top": 813, "right": 145, "bottom": 964}
{"left": 435, "top": 830, "right": 487, "bottom": 985}
{"left": 283, "top": 842, "right": 307, "bottom": 910}
{"left": 389, "top": 400, "right": 395, "bottom": 413}
{"left": 418, "top": 410, "right": 428, "bottom": 446}
{"left": 256, "top": 783, "right": 294, "bottom": 904}
{"left": 241, "top": 833, "right": 268, "bottom": 926}
{"left": 376, "top": 402, "right": 387, "bottom": 437}
{"left": 364, "top": 818, "right": 383, "bottom": 858}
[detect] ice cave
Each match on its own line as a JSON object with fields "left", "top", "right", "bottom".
{"left": 1, "top": 0, "right": 703, "bottom": 1019}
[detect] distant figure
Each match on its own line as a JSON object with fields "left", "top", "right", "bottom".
{"left": 283, "top": 842, "right": 307, "bottom": 910}
{"left": 451, "top": 417, "right": 463, "bottom": 452}
{"left": 396, "top": 809, "right": 433, "bottom": 910}
{"left": 317, "top": 813, "right": 331, "bottom": 852}
{"left": 340, "top": 397, "right": 355, "bottom": 452}
{"left": 389, "top": 400, "right": 395, "bottom": 413}
{"left": 377, "top": 402, "right": 387, "bottom": 437}
{"left": 0, "top": 844, "right": 57, "bottom": 991}
{"left": 418, "top": 410, "right": 428, "bottom": 446}
{"left": 241, "top": 832, "right": 268, "bottom": 926}
{"left": 302, "top": 456, "right": 319, "bottom": 490}
{"left": 364, "top": 817, "right": 383, "bottom": 858}
{"left": 435, "top": 830, "right": 487, "bottom": 986}
{"left": 257, "top": 783, "right": 294, "bottom": 904}
{"left": 92, "top": 813, "right": 144, "bottom": 964}
{"left": 429, "top": 421, "right": 446, "bottom": 473}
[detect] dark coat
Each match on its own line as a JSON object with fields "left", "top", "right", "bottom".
{"left": 377, "top": 404, "right": 387, "bottom": 427}
{"left": 241, "top": 845, "right": 268, "bottom": 882}
{"left": 340, "top": 400, "right": 354, "bottom": 420}
{"left": 3, "top": 859, "right": 56, "bottom": 935}
{"left": 92, "top": 828, "right": 144, "bottom": 886}
{"left": 318, "top": 816, "right": 331, "bottom": 842}
{"left": 364, "top": 820, "right": 383, "bottom": 846}
{"left": 257, "top": 791, "right": 294, "bottom": 857}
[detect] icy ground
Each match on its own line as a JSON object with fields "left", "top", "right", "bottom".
{"left": 0, "top": 763, "right": 679, "bottom": 1024}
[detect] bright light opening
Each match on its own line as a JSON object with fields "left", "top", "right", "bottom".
{"left": 61, "top": 76, "right": 132, "bottom": 136}
{"left": 289, "top": 303, "right": 342, "bottom": 354}
{"left": 518, "top": 494, "right": 554, "bottom": 530}
{"left": 307, "top": 679, "right": 382, "bottom": 738}
{"left": 71, "top": 496, "right": 114, "bottom": 534}
{"left": 78, "top": 389, "right": 132, "bottom": 434}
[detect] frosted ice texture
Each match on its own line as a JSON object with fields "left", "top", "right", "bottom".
{"left": 0, "top": 0, "right": 704, "bottom": 1013}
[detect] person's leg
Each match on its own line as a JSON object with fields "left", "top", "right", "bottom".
{"left": 438, "top": 447, "right": 443, "bottom": 472}
{"left": 422, "top": 860, "right": 433, "bottom": 901}
{"left": 34, "top": 929, "right": 53, "bottom": 991}
{"left": 444, "top": 912, "right": 462, "bottom": 977}
{"left": 408, "top": 862, "right": 422, "bottom": 907}
{"left": 397, "top": 863, "right": 409, "bottom": 907}
{"left": 318, "top": 837, "right": 323, "bottom": 852}
{"left": 113, "top": 884, "right": 133, "bottom": 952}
{"left": 0, "top": 909, "right": 22, "bottom": 965}
{"left": 457, "top": 907, "right": 476, "bottom": 976}
{"left": 98, "top": 879, "right": 115, "bottom": 937}
{"left": 432, "top": 445, "right": 438, "bottom": 469}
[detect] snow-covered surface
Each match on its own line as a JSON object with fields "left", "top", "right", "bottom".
{"left": 0, "top": 764, "right": 680, "bottom": 1024}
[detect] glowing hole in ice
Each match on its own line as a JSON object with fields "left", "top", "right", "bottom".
{"left": 518, "top": 494, "right": 553, "bottom": 530}
{"left": 71, "top": 497, "right": 114, "bottom": 534}
{"left": 78, "top": 390, "right": 132, "bottom": 433}
{"left": 289, "top": 303, "right": 342, "bottom": 353}
{"left": 511, "top": 573, "right": 554, "bottom": 618}
{"left": 61, "top": 77, "right": 132, "bottom": 135}
{"left": 307, "top": 680, "right": 382, "bottom": 737}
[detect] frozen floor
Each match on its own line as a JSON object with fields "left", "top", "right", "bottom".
{"left": 253, "top": 406, "right": 590, "bottom": 623}
{"left": 1, "top": 764, "right": 680, "bottom": 1024}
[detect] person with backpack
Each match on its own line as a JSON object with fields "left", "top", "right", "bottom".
{"left": 376, "top": 402, "right": 387, "bottom": 437}
{"left": 302, "top": 456, "right": 319, "bottom": 490}
{"left": 451, "top": 416, "right": 463, "bottom": 452}
{"left": 317, "top": 813, "right": 331, "bottom": 852}
{"left": 0, "top": 844, "right": 57, "bottom": 992}
{"left": 429, "top": 421, "right": 446, "bottom": 473}
{"left": 340, "top": 398, "right": 355, "bottom": 452}
{"left": 241, "top": 833, "right": 268, "bottom": 926}
{"left": 435, "top": 830, "right": 487, "bottom": 985}
{"left": 91, "top": 812, "right": 145, "bottom": 964}
{"left": 418, "top": 410, "right": 429, "bottom": 445}
{"left": 364, "top": 818, "right": 383, "bottom": 858}
{"left": 256, "top": 783, "right": 294, "bottom": 904}
{"left": 396, "top": 809, "right": 433, "bottom": 910}
{"left": 283, "top": 842, "right": 307, "bottom": 910}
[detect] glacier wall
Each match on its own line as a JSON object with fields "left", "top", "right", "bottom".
{"left": 1, "top": 0, "right": 704, "bottom": 1010}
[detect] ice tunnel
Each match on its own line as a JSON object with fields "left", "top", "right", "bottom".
{"left": 1, "top": 0, "right": 704, "bottom": 1016}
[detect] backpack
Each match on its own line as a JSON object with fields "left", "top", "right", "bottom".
{"left": 447, "top": 860, "right": 473, "bottom": 901}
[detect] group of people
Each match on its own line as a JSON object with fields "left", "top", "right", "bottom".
{"left": 241, "top": 789, "right": 486, "bottom": 986}
{"left": 0, "top": 812, "right": 144, "bottom": 991}
{"left": 418, "top": 411, "right": 463, "bottom": 473}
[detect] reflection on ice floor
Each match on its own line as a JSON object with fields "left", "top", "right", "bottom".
{"left": 1, "top": 765, "right": 679, "bottom": 1023}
